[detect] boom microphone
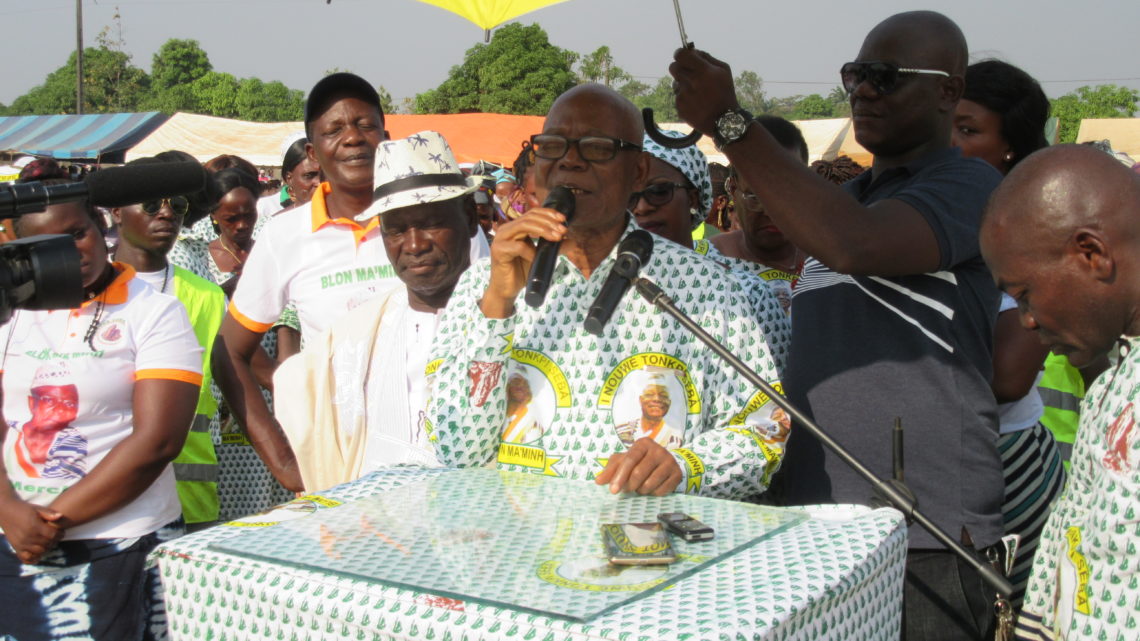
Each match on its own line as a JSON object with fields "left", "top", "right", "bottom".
{"left": 524, "top": 185, "right": 576, "bottom": 308}
{"left": 584, "top": 230, "right": 654, "bottom": 336}
{"left": 0, "top": 161, "right": 208, "bottom": 217}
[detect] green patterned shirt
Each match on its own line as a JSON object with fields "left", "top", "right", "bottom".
{"left": 428, "top": 221, "right": 790, "bottom": 500}
{"left": 1018, "top": 336, "right": 1140, "bottom": 640}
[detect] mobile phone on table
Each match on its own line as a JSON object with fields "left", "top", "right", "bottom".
{"left": 658, "top": 512, "right": 715, "bottom": 542}
{"left": 600, "top": 522, "right": 677, "bottom": 565}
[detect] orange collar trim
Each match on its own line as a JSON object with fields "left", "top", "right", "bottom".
{"left": 308, "top": 182, "right": 380, "bottom": 246}
{"left": 80, "top": 262, "right": 135, "bottom": 308}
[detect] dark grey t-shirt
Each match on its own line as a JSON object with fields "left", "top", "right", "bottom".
{"left": 778, "top": 148, "right": 1005, "bottom": 549}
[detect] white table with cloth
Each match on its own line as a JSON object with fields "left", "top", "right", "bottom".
{"left": 153, "top": 467, "right": 907, "bottom": 641}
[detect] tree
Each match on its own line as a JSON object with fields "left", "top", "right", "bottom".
{"left": 628, "top": 77, "right": 678, "bottom": 122}
{"left": 150, "top": 39, "right": 212, "bottom": 91}
{"left": 789, "top": 94, "right": 836, "bottom": 120}
{"left": 415, "top": 23, "right": 578, "bottom": 115}
{"left": 8, "top": 47, "right": 147, "bottom": 115}
{"left": 578, "top": 46, "right": 631, "bottom": 88}
{"left": 1051, "top": 84, "right": 1140, "bottom": 143}
{"left": 735, "top": 71, "right": 767, "bottom": 115}
{"left": 377, "top": 86, "right": 396, "bottom": 116}
{"left": 827, "top": 86, "right": 851, "bottom": 117}
{"left": 618, "top": 78, "right": 651, "bottom": 103}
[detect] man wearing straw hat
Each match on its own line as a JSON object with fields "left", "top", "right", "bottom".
{"left": 274, "top": 130, "right": 481, "bottom": 492}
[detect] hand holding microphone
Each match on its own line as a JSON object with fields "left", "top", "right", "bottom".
{"left": 479, "top": 186, "right": 575, "bottom": 319}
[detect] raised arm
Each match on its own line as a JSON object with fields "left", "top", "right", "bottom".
{"left": 669, "top": 48, "right": 944, "bottom": 276}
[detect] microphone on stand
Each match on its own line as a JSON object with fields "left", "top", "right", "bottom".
{"left": 583, "top": 230, "right": 654, "bottom": 336}
{"left": 630, "top": 274, "right": 1015, "bottom": 598}
{"left": 524, "top": 186, "right": 576, "bottom": 308}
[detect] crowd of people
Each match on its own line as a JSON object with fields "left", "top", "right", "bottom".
{"left": 1, "top": 9, "right": 1138, "bottom": 641}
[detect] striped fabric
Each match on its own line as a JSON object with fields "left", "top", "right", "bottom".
{"left": 0, "top": 112, "right": 168, "bottom": 161}
{"left": 998, "top": 422, "right": 1066, "bottom": 608}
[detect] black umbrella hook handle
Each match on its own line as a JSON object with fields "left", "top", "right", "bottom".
{"left": 643, "top": 108, "right": 703, "bottom": 149}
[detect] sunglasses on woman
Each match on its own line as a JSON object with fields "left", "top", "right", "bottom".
{"left": 630, "top": 182, "right": 689, "bottom": 208}
{"left": 140, "top": 196, "right": 190, "bottom": 217}
{"left": 840, "top": 61, "right": 949, "bottom": 95}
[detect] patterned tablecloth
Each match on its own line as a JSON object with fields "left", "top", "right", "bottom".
{"left": 154, "top": 468, "right": 907, "bottom": 641}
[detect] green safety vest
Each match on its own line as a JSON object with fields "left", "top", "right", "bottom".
{"left": 1037, "top": 352, "right": 1084, "bottom": 465}
{"left": 169, "top": 266, "right": 226, "bottom": 524}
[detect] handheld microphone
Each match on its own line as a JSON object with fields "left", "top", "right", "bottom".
{"left": 524, "top": 186, "right": 576, "bottom": 308}
{"left": 583, "top": 229, "right": 654, "bottom": 336}
{"left": 0, "top": 161, "right": 208, "bottom": 217}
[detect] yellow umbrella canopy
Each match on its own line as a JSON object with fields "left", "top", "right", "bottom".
{"left": 416, "top": 0, "right": 570, "bottom": 32}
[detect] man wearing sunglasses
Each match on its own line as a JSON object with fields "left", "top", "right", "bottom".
{"left": 110, "top": 155, "right": 227, "bottom": 533}
{"left": 671, "top": 10, "right": 1004, "bottom": 641}
{"left": 427, "top": 84, "right": 787, "bottom": 502}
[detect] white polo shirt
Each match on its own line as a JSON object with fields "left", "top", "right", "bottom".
{"left": 1, "top": 265, "right": 203, "bottom": 539}
{"left": 231, "top": 182, "right": 489, "bottom": 340}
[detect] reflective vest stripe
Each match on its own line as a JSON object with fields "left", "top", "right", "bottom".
{"left": 174, "top": 460, "right": 219, "bottom": 483}
{"left": 188, "top": 413, "right": 210, "bottom": 433}
{"left": 1037, "top": 387, "right": 1081, "bottom": 414}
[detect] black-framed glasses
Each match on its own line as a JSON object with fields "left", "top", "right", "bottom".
{"left": 140, "top": 196, "right": 190, "bottom": 217}
{"left": 530, "top": 134, "right": 641, "bottom": 162}
{"left": 630, "top": 182, "right": 689, "bottom": 208}
{"left": 840, "top": 61, "right": 950, "bottom": 95}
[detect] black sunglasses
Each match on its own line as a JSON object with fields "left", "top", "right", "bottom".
{"left": 530, "top": 134, "right": 641, "bottom": 162}
{"left": 630, "top": 182, "right": 689, "bottom": 208}
{"left": 840, "top": 61, "right": 950, "bottom": 95}
{"left": 140, "top": 196, "right": 190, "bottom": 217}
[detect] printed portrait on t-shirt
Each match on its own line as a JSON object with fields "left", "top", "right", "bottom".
{"left": 14, "top": 362, "right": 88, "bottom": 480}
{"left": 500, "top": 364, "right": 553, "bottom": 445}
{"left": 613, "top": 373, "right": 686, "bottom": 449}
{"left": 728, "top": 383, "right": 791, "bottom": 446}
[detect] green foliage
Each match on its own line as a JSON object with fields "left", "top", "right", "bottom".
{"left": 150, "top": 39, "right": 212, "bottom": 91}
{"left": 735, "top": 71, "right": 767, "bottom": 114}
{"left": 827, "top": 86, "right": 851, "bottom": 117}
{"left": 578, "top": 46, "right": 630, "bottom": 87}
{"left": 377, "top": 86, "right": 396, "bottom": 116}
{"left": 627, "top": 77, "right": 677, "bottom": 122}
{"left": 1051, "top": 84, "right": 1140, "bottom": 143}
{"left": 414, "top": 23, "right": 578, "bottom": 115}
{"left": 788, "top": 94, "right": 836, "bottom": 120}
{"left": 8, "top": 47, "right": 148, "bottom": 115}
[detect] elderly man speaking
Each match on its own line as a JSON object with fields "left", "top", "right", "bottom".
{"left": 427, "top": 84, "right": 787, "bottom": 500}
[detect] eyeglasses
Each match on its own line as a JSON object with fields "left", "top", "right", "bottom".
{"left": 725, "top": 177, "right": 764, "bottom": 212}
{"left": 630, "top": 182, "right": 689, "bottom": 208}
{"left": 140, "top": 196, "right": 190, "bottom": 217}
{"left": 530, "top": 134, "right": 641, "bottom": 162}
{"left": 840, "top": 61, "right": 950, "bottom": 95}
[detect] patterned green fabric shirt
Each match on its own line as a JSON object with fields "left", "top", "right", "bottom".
{"left": 1018, "top": 336, "right": 1140, "bottom": 640}
{"left": 428, "top": 220, "right": 790, "bottom": 500}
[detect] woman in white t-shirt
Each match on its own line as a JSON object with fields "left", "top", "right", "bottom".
{"left": 0, "top": 191, "right": 203, "bottom": 640}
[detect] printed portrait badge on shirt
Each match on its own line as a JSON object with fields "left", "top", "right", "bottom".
{"left": 496, "top": 347, "right": 571, "bottom": 477}
{"left": 600, "top": 363, "right": 697, "bottom": 451}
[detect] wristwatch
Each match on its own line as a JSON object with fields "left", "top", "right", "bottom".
{"left": 713, "top": 108, "right": 754, "bottom": 150}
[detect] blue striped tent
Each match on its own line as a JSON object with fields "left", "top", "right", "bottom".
{"left": 0, "top": 112, "right": 169, "bottom": 163}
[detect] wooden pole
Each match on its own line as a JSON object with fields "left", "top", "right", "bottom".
{"left": 76, "top": 0, "right": 84, "bottom": 114}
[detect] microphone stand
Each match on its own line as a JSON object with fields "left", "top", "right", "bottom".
{"left": 632, "top": 276, "right": 1013, "bottom": 597}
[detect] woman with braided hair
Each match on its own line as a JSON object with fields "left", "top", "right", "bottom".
{"left": 0, "top": 186, "right": 202, "bottom": 640}
{"left": 809, "top": 155, "right": 866, "bottom": 185}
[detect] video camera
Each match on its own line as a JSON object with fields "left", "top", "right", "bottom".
{"left": 0, "top": 160, "right": 207, "bottom": 324}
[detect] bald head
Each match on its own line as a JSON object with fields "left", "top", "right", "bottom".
{"left": 864, "top": 11, "right": 968, "bottom": 75}
{"left": 547, "top": 84, "right": 643, "bottom": 143}
{"left": 980, "top": 144, "right": 1140, "bottom": 365}
{"left": 985, "top": 144, "right": 1140, "bottom": 248}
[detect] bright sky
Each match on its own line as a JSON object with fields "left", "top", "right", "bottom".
{"left": 3, "top": 0, "right": 1138, "bottom": 109}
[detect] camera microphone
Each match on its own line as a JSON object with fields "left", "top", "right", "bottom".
{"left": 0, "top": 161, "right": 207, "bottom": 217}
